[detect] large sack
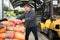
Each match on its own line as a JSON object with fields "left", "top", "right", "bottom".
{"left": 5, "top": 38, "right": 13, "bottom": 40}
{"left": 0, "top": 38, "right": 4, "bottom": 40}
{"left": 13, "top": 19, "right": 22, "bottom": 24}
{"left": 5, "top": 31, "right": 15, "bottom": 39}
{"left": 15, "top": 32, "right": 25, "bottom": 40}
{"left": 0, "top": 23, "right": 4, "bottom": 28}
{"left": 13, "top": 38, "right": 20, "bottom": 40}
{"left": 14, "top": 25, "right": 25, "bottom": 33}
{"left": 7, "top": 26, "right": 14, "bottom": 31}
{"left": 8, "top": 19, "right": 23, "bottom": 26}
{"left": 1, "top": 21, "right": 9, "bottom": 27}
{"left": 0, "top": 33, "right": 5, "bottom": 38}
{"left": 8, "top": 22, "right": 16, "bottom": 27}
{"left": 0, "top": 27, "right": 6, "bottom": 33}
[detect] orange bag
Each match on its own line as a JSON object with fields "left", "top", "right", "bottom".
{"left": 0, "top": 33, "right": 5, "bottom": 38}
{"left": 4, "top": 38, "right": 13, "bottom": 40}
{"left": 13, "top": 19, "right": 22, "bottom": 24}
{"left": 13, "top": 38, "right": 25, "bottom": 40}
{"left": 8, "top": 19, "right": 13, "bottom": 22}
{"left": 14, "top": 26, "right": 25, "bottom": 33}
{"left": 15, "top": 32, "right": 25, "bottom": 40}
{"left": 8, "top": 22, "right": 16, "bottom": 27}
{"left": 1, "top": 21, "right": 9, "bottom": 27}
{"left": 0, "top": 28, "right": 6, "bottom": 33}
{"left": 5, "top": 31, "right": 15, "bottom": 39}
{"left": 7, "top": 26, "right": 14, "bottom": 31}
{"left": 13, "top": 38, "right": 20, "bottom": 40}
{"left": 0, "top": 38, "right": 4, "bottom": 40}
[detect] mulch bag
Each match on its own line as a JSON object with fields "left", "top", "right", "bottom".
{"left": 0, "top": 27, "right": 6, "bottom": 33}
{"left": 15, "top": 32, "right": 25, "bottom": 40}
{"left": 5, "top": 38, "right": 13, "bottom": 40}
{"left": 5, "top": 31, "right": 15, "bottom": 39}
{"left": 1, "top": 21, "right": 9, "bottom": 27}
{"left": 6, "top": 26, "right": 14, "bottom": 31}
{"left": 13, "top": 38, "right": 20, "bottom": 40}
{"left": 14, "top": 25, "right": 25, "bottom": 33}
{"left": 0, "top": 38, "right": 4, "bottom": 40}
{"left": 0, "top": 23, "right": 4, "bottom": 28}
{"left": 0, "top": 33, "right": 5, "bottom": 38}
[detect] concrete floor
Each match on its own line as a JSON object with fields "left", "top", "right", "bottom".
{"left": 29, "top": 32, "right": 48, "bottom": 40}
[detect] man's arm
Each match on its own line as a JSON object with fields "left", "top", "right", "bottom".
{"left": 17, "top": 13, "right": 25, "bottom": 20}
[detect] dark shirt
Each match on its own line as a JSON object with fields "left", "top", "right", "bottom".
{"left": 17, "top": 10, "right": 36, "bottom": 27}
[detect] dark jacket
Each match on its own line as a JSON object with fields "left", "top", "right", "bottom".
{"left": 17, "top": 10, "right": 36, "bottom": 27}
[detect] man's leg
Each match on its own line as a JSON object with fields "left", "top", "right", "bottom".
{"left": 25, "top": 27, "right": 31, "bottom": 40}
{"left": 31, "top": 26, "right": 38, "bottom": 40}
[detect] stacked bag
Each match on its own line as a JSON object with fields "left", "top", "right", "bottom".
{"left": 0, "top": 19, "right": 25, "bottom": 40}
{"left": 0, "top": 23, "right": 6, "bottom": 40}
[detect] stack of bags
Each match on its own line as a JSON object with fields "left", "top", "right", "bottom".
{"left": 0, "top": 27, "right": 6, "bottom": 40}
{"left": 0, "top": 22, "right": 6, "bottom": 40}
{"left": 14, "top": 25, "right": 25, "bottom": 40}
{"left": 0, "top": 19, "right": 25, "bottom": 40}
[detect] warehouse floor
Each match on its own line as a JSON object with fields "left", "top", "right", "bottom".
{"left": 29, "top": 32, "right": 48, "bottom": 40}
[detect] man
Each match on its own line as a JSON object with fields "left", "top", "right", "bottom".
{"left": 17, "top": 4, "right": 38, "bottom": 40}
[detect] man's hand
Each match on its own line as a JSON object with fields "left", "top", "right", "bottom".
{"left": 22, "top": 19, "right": 25, "bottom": 22}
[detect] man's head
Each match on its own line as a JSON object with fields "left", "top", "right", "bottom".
{"left": 24, "top": 4, "right": 31, "bottom": 12}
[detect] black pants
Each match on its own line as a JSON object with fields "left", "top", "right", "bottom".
{"left": 25, "top": 26, "right": 38, "bottom": 40}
